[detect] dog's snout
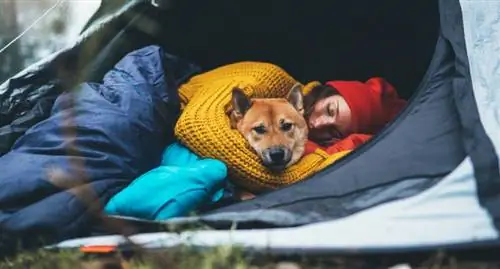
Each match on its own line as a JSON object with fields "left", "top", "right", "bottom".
{"left": 269, "top": 147, "right": 286, "bottom": 163}
{"left": 263, "top": 146, "right": 292, "bottom": 172}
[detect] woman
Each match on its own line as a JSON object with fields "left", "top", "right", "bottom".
{"left": 303, "top": 77, "right": 408, "bottom": 155}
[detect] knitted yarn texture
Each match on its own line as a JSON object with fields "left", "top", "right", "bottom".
{"left": 175, "top": 62, "right": 349, "bottom": 193}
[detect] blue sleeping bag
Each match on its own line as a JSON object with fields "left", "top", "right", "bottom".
{"left": 0, "top": 45, "right": 200, "bottom": 245}
{"left": 104, "top": 142, "right": 227, "bottom": 220}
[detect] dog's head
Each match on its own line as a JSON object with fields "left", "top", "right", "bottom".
{"left": 228, "top": 84, "right": 308, "bottom": 172}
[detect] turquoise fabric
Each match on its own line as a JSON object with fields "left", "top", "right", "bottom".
{"left": 104, "top": 142, "right": 227, "bottom": 220}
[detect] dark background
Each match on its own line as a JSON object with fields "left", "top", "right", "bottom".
{"left": 153, "top": 0, "right": 440, "bottom": 99}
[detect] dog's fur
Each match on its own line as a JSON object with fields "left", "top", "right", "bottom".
{"left": 227, "top": 84, "right": 308, "bottom": 172}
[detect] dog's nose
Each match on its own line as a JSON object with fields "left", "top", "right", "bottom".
{"left": 269, "top": 147, "right": 286, "bottom": 164}
{"left": 263, "top": 146, "right": 291, "bottom": 172}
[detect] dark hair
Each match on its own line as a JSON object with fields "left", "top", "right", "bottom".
{"left": 303, "top": 84, "right": 340, "bottom": 119}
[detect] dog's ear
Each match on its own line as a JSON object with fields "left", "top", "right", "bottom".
{"left": 231, "top": 87, "right": 252, "bottom": 116}
{"left": 287, "top": 83, "right": 304, "bottom": 115}
{"left": 229, "top": 87, "right": 252, "bottom": 128}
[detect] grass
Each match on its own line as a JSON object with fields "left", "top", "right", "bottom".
{"left": 0, "top": 246, "right": 252, "bottom": 269}
{"left": 2, "top": 245, "right": 500, "bottom": 269}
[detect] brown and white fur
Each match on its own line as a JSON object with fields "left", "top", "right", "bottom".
{"left": 227, "top": 84, "right": 308, "bottom": 172}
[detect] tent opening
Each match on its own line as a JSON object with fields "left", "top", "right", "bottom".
{"left": 142, "top": 0, "right": 441, "bottom": 100}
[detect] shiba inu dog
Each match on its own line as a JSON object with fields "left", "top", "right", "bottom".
{"left": 227, "top": 84, "right": 308, "bottom": 172}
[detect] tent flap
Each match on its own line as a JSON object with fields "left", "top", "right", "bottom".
{"left": 457, "top": 0, "right": 500, "bottom": 230}
{"left": 0, "top": 0, "right": 151, "bottom": 156}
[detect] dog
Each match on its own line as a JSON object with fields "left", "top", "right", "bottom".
{"left": 227, "top": 83, "right": 308, "bottom": 172}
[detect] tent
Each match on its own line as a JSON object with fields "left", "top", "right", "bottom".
{"left": 1, "top": 0, "right": 500, "bottom": 255}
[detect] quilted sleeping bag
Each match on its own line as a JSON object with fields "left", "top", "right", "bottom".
{"left": 0, "top": 45, "right": 200, "bottom": 248}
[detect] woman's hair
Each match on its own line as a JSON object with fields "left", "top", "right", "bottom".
{"left": 303, "top": 84, "right": 340, "bottom": 119}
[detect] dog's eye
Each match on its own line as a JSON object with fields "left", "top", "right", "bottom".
{"left": 281, "top": 122, "right": 293, "bottom": 131}
{"left": 253, "top": 125, "right": 266, "bottom": 134}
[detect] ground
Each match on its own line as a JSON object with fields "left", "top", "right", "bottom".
{"left": 1, "top": 246, "right": 500, "bottom": 269}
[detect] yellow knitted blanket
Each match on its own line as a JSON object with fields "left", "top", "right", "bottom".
{"left": 175, "top": 62, "right": 350, "bottom": 193}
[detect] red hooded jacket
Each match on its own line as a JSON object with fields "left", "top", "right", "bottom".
{"left": 304, "top": 77, "right": 407, "bottom": 156}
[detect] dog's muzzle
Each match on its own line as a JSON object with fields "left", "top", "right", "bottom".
{"left": 262, "top": 146, "right": 292, "bottom": 172}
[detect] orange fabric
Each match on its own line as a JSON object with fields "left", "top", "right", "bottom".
{"left": 304, "top": 134, "right": 372, "bottom": 156}
{"left": 80, "top": 245, "right": 116, "bottom": 253}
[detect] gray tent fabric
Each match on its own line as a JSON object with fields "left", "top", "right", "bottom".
{"left": 460, "top": 0, "right": 500, "bottom": 156}
{"left": 52, "top": 161, "right": 497, "bottom": 251}
{"left": 459, "top": 0, "right": 500, "bottom": 230}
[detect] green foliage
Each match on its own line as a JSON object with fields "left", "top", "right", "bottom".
{"left": 0, "top": 249, "right": 84, "bottom": 269}
{"left": 0, "top": 245, "right": 254, "bottom": 269}
{"left": 127, "top": 245, "right": 251, "bottom": 269}
{"left": 1, "top": 247, "right": 498, "bottom": 269}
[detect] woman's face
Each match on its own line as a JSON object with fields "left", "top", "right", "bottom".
{"left": 307, "top": 94, "right": 353, "bottom": 145}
